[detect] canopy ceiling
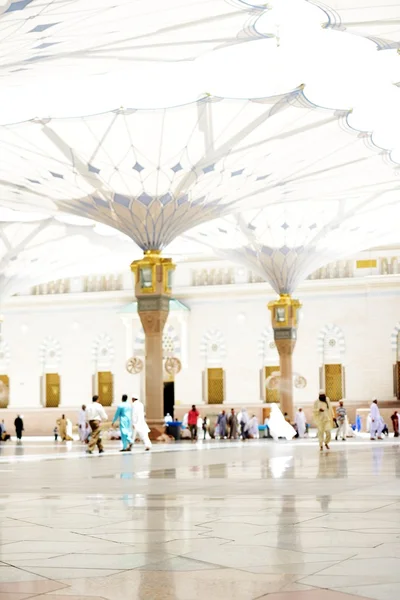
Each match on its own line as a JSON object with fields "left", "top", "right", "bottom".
{"left": 0, "top": 0, "right": 260, "bottom": 71}
{"left": 0, "top": 0, "right": 398, "bottom": 293}
{"left": 309, "top": 0, "right": 400, "bottom": 49}
{"left": 0, "top": 90, "right": 396, "bottom": 254}
{"left": 187, "top": 190, "right": 400, "bottom": 294}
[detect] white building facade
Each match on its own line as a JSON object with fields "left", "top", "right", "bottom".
{"left": 2, "top": 249, "right": 400, "bottom": 414}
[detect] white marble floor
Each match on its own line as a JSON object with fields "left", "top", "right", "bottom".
{"left": 0, "top": 437, "right": 399, "bottom": 599}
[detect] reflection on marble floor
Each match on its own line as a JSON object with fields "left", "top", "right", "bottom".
{"left": 0, "top": 439, "right": 399, "bottom": 599}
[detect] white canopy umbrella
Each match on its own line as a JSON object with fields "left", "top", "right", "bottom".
{"left": 185, "top": 186, "right": 400, "bottom": 419}
{"left": 0, "top": 0, "right": 261, "bottom": 70}
{"left": 188, "top": 191, "right": 400, "bottom": 295}
{"left": 200, "top": 0, "right": 400, "bottom": 164}
{"left": 309, "top": 0, "right": 400, "bottom": 50}
{"left": 0, "top": 0, "right": 266, "bottom": 120}
{"left": 0, "top": 90, "right": 395, "bottom": 252}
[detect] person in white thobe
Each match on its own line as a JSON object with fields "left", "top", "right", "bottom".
{"left": 335, "top": 401, "right": 347, "bottom": 441}
{"left": 370, "top": 399, "right": 383, "bottom": 440}
{"left": 164, "top": 413, "right": 173, "bottom": 425}
{"left": 132, "top": 397, "right": 152, "bottom": 450}
{"left": 366, "top": 413, "right": 371, "bottom": 433}
{"left": 295, "top": 408, "right": 307, "bottom": 438}
{"left": 66, "top": 418, "right": 73, "bottom": 440}
{"left": 78, "top": 405, "right": 88, "bottom": 442}
{"left": 245, "top": 415, "right": 259, "bottom": 439}
{"left": 345, "top": 416, "right": 355, "bottom": 437}
{"left": 238, "top": 408, "right": 249, "bottom": 439}
{"left": 268, "top": 404, "right": 296, "bottom": 441}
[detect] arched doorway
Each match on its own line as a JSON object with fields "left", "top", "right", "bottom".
{"left": 39, "top": 337, "right": 62, "bottom": 407}
{"left": 200, "top": 329, "right": 226, "bottom": 404}
{"left": 317, "top": 324, "right": 346, "bottom": 401}
{"left": 92, "top": 334, "right": 115, "bottom": 406}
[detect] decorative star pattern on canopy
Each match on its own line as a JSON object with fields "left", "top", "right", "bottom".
{"left": 0, "top": 89, "right": 396, "bottom": 254}
{"left": 0, "top": 0, "right": 397, "bottom": 288}
{"left": 0, "top": 0, "right": 263, "bottom": 76}
{"left": 187, "top": 188, "right": 400, "bottom": 294}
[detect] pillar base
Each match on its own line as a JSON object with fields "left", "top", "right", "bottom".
{"left": 146, "top": 420, "right": 165, "bottom": 440}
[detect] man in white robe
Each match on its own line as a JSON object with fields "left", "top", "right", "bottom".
{"left": 367, "top": 413, "right": 371, "bottom": 433}
{"left": 335, "top": 401, "right": 347, "bottom": 441}
{"left": 295, "top": 408, "right": 306, "bottom": 438}
{"left": 370, "top": 398, "right": 383, "bottom": 440}
{"left": 66, "top": 418, "right": 73, "bottom": 441}
{"left": 78, "top": 405, "right": 88, "bottom": 442}
{"left": 245, "top": 415, "right": 259, "bottom": 439}
{"left": 268, "top": 404, "right": 296, "bottom": 441}
{"left": 132, "top": 397, "right": 152, "bottom": 450}
{"left": 238, "top": 408, "right": 249, "bottom": 439}
{"left": 164, "top": 413, "right": 173, "bottom": 425}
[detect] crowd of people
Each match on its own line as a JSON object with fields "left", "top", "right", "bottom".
{"left": 178, "top": 404, "right": 299, "bottom": 442}
{"left": 52, "top": 395, "right": 152, "bottom": 454}
{"left": 311, "top": 394, "right": 399, "bottom": 451}
{"left": 0, "top": 415, "right": 23, "bottom": 442}
{"left": 181, "top": 406, "right": 262, "bottom": 442}
{"left": 176, "top": 397, "right": 400, "bottom": 451}
{"left": 1, "top": 395, "right": 399, "bottom": 453}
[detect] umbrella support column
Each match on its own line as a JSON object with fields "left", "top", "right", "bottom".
{"left": 139, "top": 305, "right": 168, "bottom": 438}
{"left": 274, "top": 338, "right": 296, "bottom": 422}
{"left": 268, "top": 294, "right": 301, "bottom": 423}
{"left": 131, "top": 251, "right": 175, "bottom": 439}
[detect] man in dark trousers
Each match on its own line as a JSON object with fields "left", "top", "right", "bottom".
{"left": 188, "top": 405, "right": 199, "bottom": 441}
{"left": 14, "top": 415, "right": 24, "bottom": 441}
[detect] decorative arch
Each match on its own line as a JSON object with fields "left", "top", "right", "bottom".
{"left": 317, "top": 324, "right": 345, "bottom": 401}
{"left": 92, "top": 333, "right": 115, "bottom": 369}
{"left": 134, "top": 324, "right": 181, "bottom": 358}
{"left": 200, "top": 329, "right": 227, "bottom": 364}
{"left": 317, "top": 323, "right": 346, "bottom": 361}
{"left": 39, "top": 336, "right": 62, "bottom": 370}
{"left": 258, "top": 326, "right": 278, "bottom": 363}
{"left": 162, "top": 324, "right": 181, "bottom": 357}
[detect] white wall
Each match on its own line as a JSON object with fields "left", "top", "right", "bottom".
{"left": 4, "top": 300, "right": 138, "bottom": 408}
{"left": 3, "top": 275, "right": 400, "bottom": 409}
{"left": 175, "top": 281, "right": 400, "bottom": 408}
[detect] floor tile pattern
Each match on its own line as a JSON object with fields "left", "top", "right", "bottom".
{"left": 0, "top": 437, "right": 398, "bottom": 598}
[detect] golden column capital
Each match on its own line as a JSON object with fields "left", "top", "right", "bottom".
{"left": 268, "top": 294, "right": 302, "bottom": 330}
{"left": 130, "top": 250, "right": 175, "bottom": 297}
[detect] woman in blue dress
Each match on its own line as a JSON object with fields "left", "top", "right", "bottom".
{"left": 112, "top": 394, "right": 133, "bottom": 452}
